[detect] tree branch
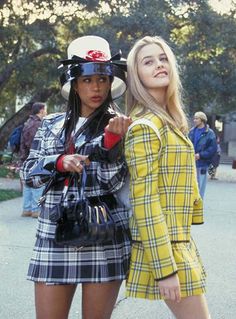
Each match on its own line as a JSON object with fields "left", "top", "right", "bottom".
{"left": 0, "top": 47, "right": 61, "bottom": 93}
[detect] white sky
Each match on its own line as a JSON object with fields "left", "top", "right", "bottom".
{"left": 209, "top": 0, "right": 234, "bottom": 13}
{"left": 1, "top": 0, "right": 234, "bottom": 25}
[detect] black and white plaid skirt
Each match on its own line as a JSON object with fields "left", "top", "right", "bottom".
{"left": 27, "top": 230, "right": 131, "bottom": 284}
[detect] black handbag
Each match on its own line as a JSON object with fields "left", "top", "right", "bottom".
{"left": 53, "top": 170, "right": 116, "bottom": 247}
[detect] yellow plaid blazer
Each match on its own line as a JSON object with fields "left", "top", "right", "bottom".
{"left": 125, "top": 110, "right": 203, "bottom": 280}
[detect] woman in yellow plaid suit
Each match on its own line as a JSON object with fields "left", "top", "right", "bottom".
{"left": 125, "top": 36, "right": 211, "bottom": 319}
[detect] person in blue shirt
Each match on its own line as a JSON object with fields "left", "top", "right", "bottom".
{"left": 189, "top": 111, "right": 217, "bottom": 198}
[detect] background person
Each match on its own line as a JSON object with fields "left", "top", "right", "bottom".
{"left": 125, "top": 35, "right": 211, "bottom": 319}
{"left": 20, "top": 35, "right": 131, "bottom": 319}
{"left": 208, "top": 135, "right": 221, "bottom": 180}
{"left": 189, "top": 111, "right": 217, "bottom": 198}
{"left": 20, "top": 102, "right": 47, "bottom": 218}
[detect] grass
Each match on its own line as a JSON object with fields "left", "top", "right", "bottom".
{"left": 0, "top": 189, "right": 22, "bottom": 202}
{"left": 0, "top": 166, "right": 13, "bottom": 177}
{"left": 0, "top": 162, "right": 21, "bottom": 201}
{"left": 0, "top": 163, "right": 20, "bottom": 179}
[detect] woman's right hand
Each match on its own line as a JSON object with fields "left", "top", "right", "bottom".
{"left": 61, "top": 154, "right": 88, "bottom": 173}
{"left": 158, "top": 273, "right": 181, "bottom": 303}
{"left": 106, "top": 115, "right": 132, "bottom": 137}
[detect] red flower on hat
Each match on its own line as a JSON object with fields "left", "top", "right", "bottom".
{"left": 86, "top": 50, "right": 108, "bottom": 62}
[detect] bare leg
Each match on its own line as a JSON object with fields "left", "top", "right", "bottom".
{"left": 165, "top": 294, "right": 210, "bottom": 319}
{"left": 35, "top": 282, "right": 77, "bottom": 319}
{"left": 82, "top": 280, "right": 122, "bottom": 319}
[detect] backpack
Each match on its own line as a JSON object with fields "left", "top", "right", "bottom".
{"left": 9, "top": 124, "right": 24, "bottom": 153}
{"left": 115, "top": 118, "right": 162, "bottom": 214}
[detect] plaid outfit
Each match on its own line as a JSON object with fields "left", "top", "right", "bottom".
{"left": 125, "top": 108, "right": 206, "bottom": 300}
{"left": 21, "top": 111, "right": 131, "bottom": 284}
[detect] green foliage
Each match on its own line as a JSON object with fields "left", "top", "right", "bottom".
{"left": 178, "top": 3, "right": 236, "bottom": 114}
{"left": 0, "top": 0, "right": 235, "bottom": 124}
{"left": 0, "top": 80, "right": 17, "bottom": 118}
{"left": 0, "top": 163, "right": 20, "bottom": 178}
{"left": 0, "top": 165, "right": 12, "bottom": 178}
{"left": 0, "top": 189, "right": 22, "bottom": 202}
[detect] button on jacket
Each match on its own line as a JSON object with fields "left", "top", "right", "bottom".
{"left": 125, "top": 111, "right": 203, "bottom": 281}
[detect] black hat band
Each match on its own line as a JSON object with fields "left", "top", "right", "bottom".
{"left": 60, "top": 62, "right": 126, "bottom": 87}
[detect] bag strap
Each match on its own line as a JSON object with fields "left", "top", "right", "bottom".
{"left": 127, "top": 118, "right": 162, "bottom": 159}
{"left": 38, "top": 172, "right": 73, "bottom": 206}
{"left": 79, "top": 169, "right": 87, "bottom": 199}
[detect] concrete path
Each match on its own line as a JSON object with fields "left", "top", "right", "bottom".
{"left": 0, "top": 176, "right": 21, "bottom": 191}
{"left": 0, "top": 165, "right": 236, "bottom": 318}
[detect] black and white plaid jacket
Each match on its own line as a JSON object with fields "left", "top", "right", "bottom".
{"left": 21, "top": 111, "right": 129, "bottom": 240}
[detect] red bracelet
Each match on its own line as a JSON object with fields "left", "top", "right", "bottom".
{"left": 56, "top": 155, "right": 67, "bottom": 172}
{"left": 104, "top": 128, "right": 122, "bottom": 149}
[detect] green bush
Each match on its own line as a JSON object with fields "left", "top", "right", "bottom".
{"left": 0, "top": 166, "right": 10, "bottom": 177}
{"left": 0, "top": 164, "right": 20, "bottom": 178}
{"left": 0, "top": 150, "right": 13, "bottom": 163}
{"left": 0, "top": 189, "right": 22, "bottom": 202}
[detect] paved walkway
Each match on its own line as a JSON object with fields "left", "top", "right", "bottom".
{"left": 1, "top": 178, "right": 236, "bottom": 318}
{"left": 0, "top": 176, "right": 21, "bottom": 191}
{"left": 213, "top": 163, "right": 236, "bottom": 182}
{"left": 0, "top": 164, "right": 235, "bottom": 318}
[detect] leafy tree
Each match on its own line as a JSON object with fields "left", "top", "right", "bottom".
{"left": 0, "top": 0, "right": 235, "bottom": 154}
{"left": 176, "top": 1, "right": 236, "bottom": 115}
{"left": 0, "top": 88, "right": 58, "bottom": 153}
{"left": 86, "top": 0, "right": 236, "bottom": 117}
{"left": 0, "top": 0, "right": 102, "bottom": 151}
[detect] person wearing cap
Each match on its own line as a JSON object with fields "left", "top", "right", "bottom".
{"left": 19, "top": 102, "right": 47, "bottom": 218}
{"left": 189, "top": 111, "right": 217, "bottom": 198}
{"left": 20, "top": 35, "right": 131, "bottom": 319}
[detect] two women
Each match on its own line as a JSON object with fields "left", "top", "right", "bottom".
{"left": 21, "top": 35, "right": 131, "bottom": 319}
{"left": 124, "top": 36, "right": 211, "bottom": 319}
{"left": 23, "top": 33, "right": 210, "bottom": 319}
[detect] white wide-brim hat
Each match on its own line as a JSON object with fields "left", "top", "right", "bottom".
{"left": 59, "top": 35, "right": 127, "bottom": 100}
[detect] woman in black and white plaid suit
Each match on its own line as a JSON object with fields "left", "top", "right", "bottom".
{"left": 20, "top": 35, "right": 131, "bottom": 319}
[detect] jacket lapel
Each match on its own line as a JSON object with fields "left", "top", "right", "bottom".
{"left": 171, "top": 126, "right": 194, "bottom": 149}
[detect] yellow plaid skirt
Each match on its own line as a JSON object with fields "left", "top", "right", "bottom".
{"left": 126, "top": 237, "right": 206, "bottom": 300}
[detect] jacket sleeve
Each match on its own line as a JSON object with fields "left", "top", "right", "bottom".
{"left": 188, "top": 141, "right": 204, "bottom": 224}
{"left": 192, "top": 165, "right": 204, "bottom": 224}
{"left": 85, "top": 137, "right": 128, "bottom": 195}
{"left": 125, "top": 122, "right": 177, "bottom": 280}
{"left": 20, "top": 119, "right": 64, "bottom": 188}
{"left": 22, "top": 121, "right": 41, "bottom": 149}
{"left": 88, "top": 136, "right": 123, "bottom": 163}
{"left": 199, "top": 131, "right": 217, "bottom": 159}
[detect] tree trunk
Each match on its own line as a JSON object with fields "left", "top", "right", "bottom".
{"left": 0, "top": 47, "right": 60, "bottom": 94}
{"left": 0, "top": 87, "right": 57, "bottom": 154}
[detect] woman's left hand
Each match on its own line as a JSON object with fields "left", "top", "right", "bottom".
{"left": 106, "top": 115, "right": 132, "bottom": 137}
{"left": 61, "top": 154, "right": 88, "bottom": 173}
{"left": 158, "top": 273, "right": 181, "bottom": 303}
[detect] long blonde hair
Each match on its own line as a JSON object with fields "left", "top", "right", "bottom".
{"left": 126, "top": 36, "right": 188, "bottom": 133}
